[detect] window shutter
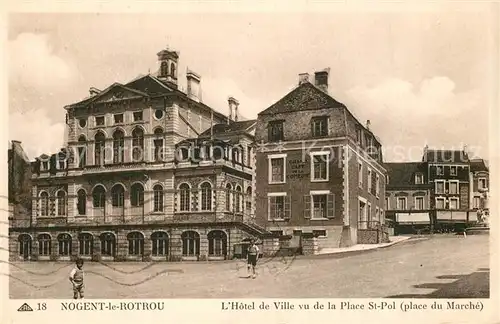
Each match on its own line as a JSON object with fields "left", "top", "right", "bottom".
{"left": 303, "top": 195, "right": 311, "bottom": 219}
{"left": 284, "top": 196, "right": 291, "bottom": 220}
{"left": 327, "top": 194, "right": 335, "bottom": 218}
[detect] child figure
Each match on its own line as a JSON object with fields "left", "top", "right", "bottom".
{"left": 69, "top": 258, "right": 85, "bottom": 299}
{"left": 247, "top": 239, "right": 260, "bottom": 279}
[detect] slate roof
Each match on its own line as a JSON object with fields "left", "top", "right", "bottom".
{"left": 470, "top": 159, "right": 489, "bottom": 172}
{"left": 423, "top": 149, "right": 469, "bottom": 164}
{"left": 258, "top": 82, "right": 345, "bottom": 116}
{"left": 385, "top": 162, "right": 428, "bottom": 189}
{"left": 199, "top": 120, "right": 256, "bottom": 137}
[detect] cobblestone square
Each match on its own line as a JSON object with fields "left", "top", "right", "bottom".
{"left": 10, "top": 235, "right": 489, "bottom": 299}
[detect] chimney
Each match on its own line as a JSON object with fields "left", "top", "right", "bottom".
{"left": 298, "top": 73, "right": 310, "bottom": 85}
{"left": 314, "top": 68, "right": 330, "bottom": 93}
{"left": 228, "top": 97, "right": 239, "bottom": 122}
{"left": 366, "top": 120, "right": 371, "bottom": 131}
{"left": 186, "top": 69, "right": 201, "bottom": 102}
{"left": 89, "top": 87, "right": 101, "bottom": 96}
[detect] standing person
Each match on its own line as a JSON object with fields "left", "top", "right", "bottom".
{"left": 247, "top": 239, "right": 260, "bottom": 279}
{"left": 69, "top": 258, "right": 85, "bottom": 299}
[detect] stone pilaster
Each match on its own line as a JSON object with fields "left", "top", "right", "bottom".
{"left": 31, "top": 185, "right": 38, "bottom": 224}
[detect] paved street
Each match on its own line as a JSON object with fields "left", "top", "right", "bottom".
{"left": 9, "top": 235, "right": 489, "bottom": 299}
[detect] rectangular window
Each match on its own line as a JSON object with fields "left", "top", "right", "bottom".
{"left": 304, "top": 192, "right": 335, "bottom": 219}
{"left": 449, "top": 198, "right": 459, "bottom": 210}
{"left": 42, "top": 161, "right": 49, "bottom": 171}
{"left": 415, "top": 197, "right": 424, "bottom": 210}
{"left": 449, "top": 181, "right": 459, "bottom": 194}
{"left": 436, "top": 198, "right": 445, "bottom": 209}
{"left": 375, "top": 174, "right": 380, "bottom": 197}
{"left": 367, "top": 203, "right": 372, "bottom": 222}
{"left": 268, "top": 194, "right": 289, "bottom": 220}
{"left": 356, "top": 128, "right": 362, "bottom": 144}
{"left": 312, "top": 195, "right": 327, "bottom": 219}
{"left": 311, "top": 152, "right": 329, "bottom": 181}
{"left": 478, "top": 178, "right": 487, "bottom": 190}
{"left": 311, "top": 117, "right": 328, "bottom": 137}
{"left": 436, "top": 166, "right": 444, "bottom": 175}
{"left": 367, "top": 169, "right": 372, "bottom": 193}
{"left": 358, "top": 162, "right": 363, "bottom": 188}
{"left": 114, "top": 114, "right": 124, "bottom": 124}
{"left": 450, "top": 166, "right": 457, "bottom": 176}
{"left": 435, "top": 181, "right": 445, "bottom": 194}
{"left": 133, "top": 111, "right": 143, "bottom": 122}
{"left": 312, "top": 230, "right": 327, "bottom": 237}
{"left": 397, "top": 197, "right": 407, "bottom": 210}
{"left": 95, "top": 116, "right": 105, "bottom": 126}
{"left": 375, "top": 207, "right": 380, "bottom": 222}
{"left": 268, "top": 155, "right": 286, "bottom": 184}
{"left": 385, "top": 197, "right": 389, "bottom": 210}
{"left": 268, "top": 120, "right": 284, "bottom": 142}
{"left": 473, "top": 196, "right": 481, "bottom": 209}
{"left": 415, "top": 173, "right": 424, "bottom": 184}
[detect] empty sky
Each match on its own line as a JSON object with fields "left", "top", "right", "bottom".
{"left": 7, "top": 6, "right": 496, "bottom": 161}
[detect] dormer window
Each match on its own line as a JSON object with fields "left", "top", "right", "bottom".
{"left": 415, "top": 173, "right": 424, "bottom": 184}
{"left": 58, "top": 159, "right": 66, "bottom": 170}
{"left": 41, "top": 161, "right": 49, "bottom": 171}
{"left": 114, "top": 114, "right": 124, "bottom": 124}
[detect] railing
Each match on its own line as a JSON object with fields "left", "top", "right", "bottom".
{"left": 358, "top": 220, "right": 381, "bottom": 230}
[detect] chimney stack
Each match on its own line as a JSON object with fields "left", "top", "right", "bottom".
{"left": 298, "top": 73, "right": 310, "bottom": 85}
{"left": 366, "top": 120, "right": 371, "bottom": 131}
{"left": 228, "top": 97, "right": 239, "bottom": 122}
{"left": 186, "top": 68, "right": 201, "bottom": 102}
{"left": 89, "top": 87, "right": 101, "bottom": 96}
{"left": 314, "top": 68, "right": 330, "bottom": 93}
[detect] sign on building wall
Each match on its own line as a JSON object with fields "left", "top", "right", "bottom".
{"left": 288, "top": 159, "right": 309, "bottom": 180}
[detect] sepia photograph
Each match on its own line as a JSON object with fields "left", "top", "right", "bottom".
{"left": 3, "top": 6, "right": 494, "bottom": 307}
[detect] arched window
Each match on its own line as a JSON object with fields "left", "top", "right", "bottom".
{"left": 113, "top": 129, "right": 125, "bottom": 163}
{"left": 111, "top": 184, "right": 125, "bottom": 207}
{"left": 200, "top": 182, "right": 212, "bottom": 211}
{"left": 225, "top": 183, "right": 232, "bottom": 211}
{"left": 94, "top": 132, "right": 106, "bottom": 165}
{"left": 56, "top": 191, "right": 66, "bottom": 216}
{"left": 77, "top": 189, "right": 86, "bottom": 215}
{"left": 58, "top": 233, "right": 72, "bottom": 256}
{"left": 160, "top": 61, "right": 168, "bottom": 77}
{"left": 153, "top": 184, "right": 164, "bottom": 212}
{"left": 78, "top": 135, "right": 87, "bottom": 168}
{"left": 130, "top": 183, "right": 144, "bottom": 207}
{"left": 78, "top": 233, "right": 93, "bottom": 256}
{"left": 151, "top": 231, "right": 168, "bottom": 256}
{"left": 181, "top": 231, "right": 200, "bottom": 256}
{"left": 40, "top": 192, "right": 49, "bottom": 216}
{"left": 92, "top": 185, "right": 106, "bottom": 208}
{"left": 18, "top": 234, "right": 32, "bottom": 259}
{"left": 208, "top": 230, "right": 227, "bottom": 256}
{"left": 235, "top": 185, "right": 242, "bottom": 212}
{"left": 127, "top": 232, "right": 144, "bottom": 256}
{"left": 100, "top": 232, "right": 115, "bottom": 256}
{"left": 246, "top": 186, "right": 252, "bottom": 211}
{"left": 37, "top": 234, "right": 51, "bottom": 256}
{"left": 132, "top": 127, "right": 144, "bottom": 161}
{"left": 170, "top": 63, "right": 176, "bottom": 78}
{"left": 179, "top": 183, "right": 190, "bottom": 211}
{"left": 153, "top": 128, "right": 164, "bottom": 161}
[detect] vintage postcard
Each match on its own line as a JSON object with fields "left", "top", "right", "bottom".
{"left": 1, "top": 2, "right": 498, "bottom": 324}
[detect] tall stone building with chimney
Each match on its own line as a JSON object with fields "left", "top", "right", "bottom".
{"left": 255, "top": 69, "right": 388, "bottom": 251}
{"left": 9, "top": 48, "right": 274, "bottom": 262}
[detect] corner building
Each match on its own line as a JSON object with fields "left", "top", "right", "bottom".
{"left": 9, "top": 48, "right": 272, "bottom": 262}
{"left": 254, "top": 71, "right": 388, "bottom": 250}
